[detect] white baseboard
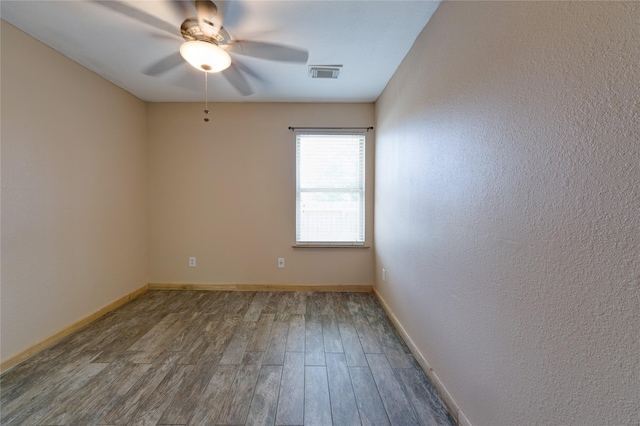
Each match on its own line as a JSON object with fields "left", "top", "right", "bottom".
{"left": 458, "top": 409, "right": 472, "bottom": 426}
{"left": 372, "top": 287, "right": 469, "bottom": 426}
{"left": 1, "top": 285, "right": 149, "bottom": 373}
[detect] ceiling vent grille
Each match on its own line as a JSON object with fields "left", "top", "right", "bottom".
{"left": 309, "top": 65, "right": 342, "bottom": 79}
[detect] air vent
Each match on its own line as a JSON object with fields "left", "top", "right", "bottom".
{"left": 309, "top": 65, "right": 342, "bottom": 79}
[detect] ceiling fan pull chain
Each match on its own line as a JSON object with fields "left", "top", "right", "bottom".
{"left": 204, "top": 72, "right": 210, "bottom": 123}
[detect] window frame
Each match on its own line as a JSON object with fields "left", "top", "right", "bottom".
{"left": 295, "top": 131, "right": 366, "bottom": 246}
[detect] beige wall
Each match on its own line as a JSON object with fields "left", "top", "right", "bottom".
{"left": 1, "top": 21, "right": 149, "bottom": 362}
{"left": 374, "top": 2, "right": 639, "bottom": 425}
{"left": 0, "top": 21, "right": 374, "bottom": 364}
{"left": 148, "top": 102, "right": 374, "bottom": 285}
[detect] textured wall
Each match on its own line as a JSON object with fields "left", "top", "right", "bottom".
{"left": 374, "top": 2, "right": 639, "bottom": 425}
{"left": 148, "top": 102, "right": 374, "bottom": 286}
{"left": 1, "top": 22, "right": 149, "bottom": 362}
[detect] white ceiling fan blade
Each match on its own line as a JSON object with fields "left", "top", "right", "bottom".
{"left": 92, "top": 1, "right": 177, "bottom": 38}
{"left": 221, "top": 63, "right": 253, "bottom": 96}
{"left": 168, "top": 0, "right": 191, "bottom": 21}
{"left": 142, "top": 52, "right": 185, "bottom": 76}
{"left": 226, "top": 41, "right": 309, "bottom": 63}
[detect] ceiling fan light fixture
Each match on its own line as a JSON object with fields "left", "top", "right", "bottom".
{"left": 180, "top": 40, "right": 231, "bottom": 73}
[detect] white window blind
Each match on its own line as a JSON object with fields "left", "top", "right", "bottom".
{"left": 296, "top": 132, "right": 365, "bottom": 244}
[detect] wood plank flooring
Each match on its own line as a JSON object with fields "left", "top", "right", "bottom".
{"left": 0, "top": 291, "right": 456, "bottom": 426}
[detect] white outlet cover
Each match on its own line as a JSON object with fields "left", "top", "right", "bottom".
{"left": 278, "top": 258, "right": 285, "bottom": 268}
{"left": 189, "top": 257, "right": 196, "bottom": 267}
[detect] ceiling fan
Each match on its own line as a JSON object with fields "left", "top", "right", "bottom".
{"left": 94, "top": 0, "right": 309, "bottom": 96}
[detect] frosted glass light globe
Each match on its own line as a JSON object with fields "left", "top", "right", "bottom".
{"left": 179, "top": 41, "right": 231, "bottom": 73}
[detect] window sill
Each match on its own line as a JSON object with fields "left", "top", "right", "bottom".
{"left": 293, "top": 244, "right": 371, "bottom": 249}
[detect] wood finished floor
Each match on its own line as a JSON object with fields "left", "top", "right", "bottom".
{"left": 0, "top": 291, "right": 456, "bottom": 426}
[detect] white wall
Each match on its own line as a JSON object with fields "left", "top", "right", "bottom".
{"left": 1, "top": 21, "right": 149, "bottom": 362}
{"left": 148, "top": 102, "right": 375, "bottom": 286}
{"left": 374, "top": 2, "right": 640, "bottom": 424}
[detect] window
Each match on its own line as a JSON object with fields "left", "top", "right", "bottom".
{"left": 296, "top": 132, "right": 365, "bottom": 245}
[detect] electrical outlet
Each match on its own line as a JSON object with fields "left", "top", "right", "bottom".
{"left": 278, "top": 258, "right": 285, "bottom": 268}
{"left": 382, "top": 268, "right": 386, "bottom": 282}
{"left": 189, "top": 257, "right": 196, "bottom": 267}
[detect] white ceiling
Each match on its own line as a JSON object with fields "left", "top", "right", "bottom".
{"left": 1, "top": 0, "right": 440, "bottom": 102}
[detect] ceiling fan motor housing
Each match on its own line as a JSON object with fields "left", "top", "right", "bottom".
{"left": 180, "top": 18, "right": 224, "bottom": 43}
